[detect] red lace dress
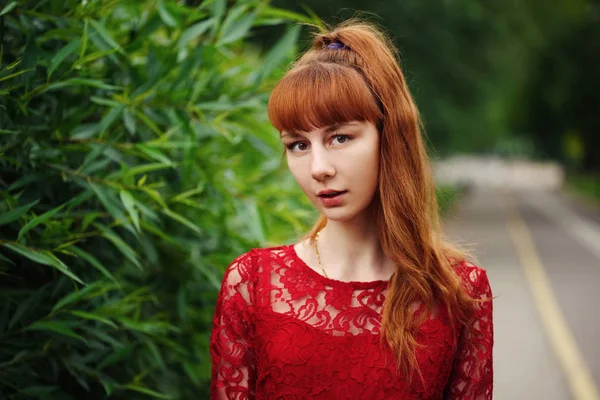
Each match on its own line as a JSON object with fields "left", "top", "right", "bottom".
{"left": 210, "top": 244, "right": 493, "bottom": 399}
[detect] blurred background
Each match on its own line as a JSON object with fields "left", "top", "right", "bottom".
{"left": 0, "top": 0, "right": 599, "bottom": 398}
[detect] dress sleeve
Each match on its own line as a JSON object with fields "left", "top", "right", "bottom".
{"left": 444, "top": 264, "right": 494, "bottom": 400}
{"left": 210, "top": 251, "right": 257, "bottom": 400}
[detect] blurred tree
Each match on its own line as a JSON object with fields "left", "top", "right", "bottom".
{"left": 512, "top": 0, "right": 600, "bottom": 173}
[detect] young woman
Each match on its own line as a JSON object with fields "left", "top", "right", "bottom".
{"left": 210, "top": 20, "right": 493, "bottom": 400}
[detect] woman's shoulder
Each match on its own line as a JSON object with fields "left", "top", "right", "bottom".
{"left": 224, "top": 244, "right": 292, "bottom": 276}
{"left": 450, "top": 259, "right": 492, "bottom": 300}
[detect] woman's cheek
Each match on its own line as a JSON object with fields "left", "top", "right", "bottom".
{"left": 288, "top": 161, "right": 312, "bottom": 196}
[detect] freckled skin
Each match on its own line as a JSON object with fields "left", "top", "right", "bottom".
{"left": 281, "top": 120, "right": 380, "bottom": 223}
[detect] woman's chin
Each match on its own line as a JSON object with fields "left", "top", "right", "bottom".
{"left": 319, "top": 207, "right": 366, "bottom": 224}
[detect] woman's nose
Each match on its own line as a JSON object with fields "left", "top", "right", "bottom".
{"left": 310, "top": 149, "right": 336, "bottom": 181}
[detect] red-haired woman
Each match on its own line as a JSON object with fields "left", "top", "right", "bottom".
{"left": 210, "top": 19, "right": 493, "bottom": 400}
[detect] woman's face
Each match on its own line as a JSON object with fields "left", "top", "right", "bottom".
{"left": 281, "top": 120, "right": 380, "bottom": 222}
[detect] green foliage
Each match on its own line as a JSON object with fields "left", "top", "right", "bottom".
{"left": 568, "top": 174, "right": 600, "bottom": 205}
{"left": 0, "top": 0, "right": 318, "bottom": 398}
{"left": 515, "top": 1, "right": 600, "bottom": 173}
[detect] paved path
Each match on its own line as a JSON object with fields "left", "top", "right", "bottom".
{"left": 444, "top": 188, "right": 600, "bottom": 400}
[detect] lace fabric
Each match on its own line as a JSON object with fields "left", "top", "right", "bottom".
{"left": 210, "top": 244, "right": 493, "bottom": 399}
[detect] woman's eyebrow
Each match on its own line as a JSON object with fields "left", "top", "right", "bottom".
{"left": 280, "top": 122, "right": 360, "bottom": 138}
{"left": 324, "top": 122, "right": 359, "bottom": 133}
{"left": 280, "top": 132, "right": 303, "bottom": 139}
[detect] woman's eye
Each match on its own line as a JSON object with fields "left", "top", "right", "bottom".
{"left": 286, "top": 142, "right": 308, "bottom": 152}
{"left": 331, "top": 134, "right": 351, "bottom": 145}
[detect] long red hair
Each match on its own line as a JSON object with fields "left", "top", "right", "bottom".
{"left": 268, "top": 19, "right": 476, "bottom": 377}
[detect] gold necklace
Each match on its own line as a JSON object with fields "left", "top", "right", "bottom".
{"left": 314, "top": 227, "right": 329, "bottom": 278}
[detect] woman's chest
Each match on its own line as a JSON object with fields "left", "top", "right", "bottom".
{"left": 252, "top": 310, "right": 458, "bottom": 399}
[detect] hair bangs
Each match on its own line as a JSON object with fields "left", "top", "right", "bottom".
{"left": 268, "top": 63, "right": 381, "bottom": 134}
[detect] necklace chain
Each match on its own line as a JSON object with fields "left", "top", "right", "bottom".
{"left": 314, "top": 226, "right": 329, "bottom": 278}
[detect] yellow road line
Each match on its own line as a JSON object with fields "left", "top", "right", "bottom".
{"left": 505, "top": 194, "right": 600, "bottom": 400}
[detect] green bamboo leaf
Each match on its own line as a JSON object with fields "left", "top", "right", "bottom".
{"left": 190, "top": 246, "right": 222, "bottom": 289}
{"left": 137, "top": 175, "right": 147, "bottom": 187}
{"left": 81, "top": 212, "right": 102, "bottom": 232}
{"left": 78, "top": 133, "right": 122, "bottom": 172}
{"left": 98, "top": 105, "right": 124, "bottom": 136}
{"left": 65, "top": 190, "right": 95, "bottom": 211}
{"left": 25, "top": 320, "right": 86, "bottom": 342}
{"left": 69, "top": 310, "right": 116, "bottom": 328}
{"left": 162, "top": 208, "right": 203, "bottom": 235}
{"left": 0, "top": 1, "right": 18, "bottom": 16}
{"left": 48, "top": 39, "right": 80, "bottom": 78}
{"left": 241, "top": 198, "right": 266, "bottom": 243}
{"left": 2, "top": 244, "right": 84, "bottom": 284}
{"left": 94, "top": 223, "right": 143, "bottom": 270}
{"left": 88, "top": 19, "right": 125, "bottom": 55}
{"left": 8, "top": 173, "right": 43, "bottom": 191}
{"left": 73, "top": 48, "right": 119, "bottom": 69}
{"left": 255, "top": 24, "right": 300, "bottom": 84}
{"left": 183, "top": 361, "right": 201, "bottom": 385}
{"left": 90, "top": 96, "right": 122, "bottom": 107}
{"left": 299, "top": 4, "right": 325, "bottom": 28}
{"left": 157, "top": 0, "right": 179, "bottom": 27}
{"left": 21, "top": 35, "right": 38, "bottom": 89}
{"left": 84, "top": 326, "right": 125, "bottom": 349}
{"left": 134, "top": 110, "right": 162, "bottom": 136}
{"left": 142, "top": 188, "right": 167, "bottom": 208}
{"left": 0, "top": 68, "right": 35, "bottom": 82}
{"left": 0, "top": 252, "right": 15, "bottom": 266}
{"left": 55, "top": 240, "right": 80, "bottom": 252}
{"left": 0, "top": 199, "right": 40, "bottom": 226}
{"left": 177, "top": 18, "right": 215, "bottom": 48}
{"left": 136, "top": 145, "right": 173, "bottom": 165}
{"left": 120, "top": 190, "right": 140, "bottom": 232}
{"left": 123, "top": 108, "right": 136, "bottom": 134}
{"left": 139, "top": 220, "right": 179, "bottom": 246}
{"left": 121, "top": 163, "right": 174, "bottom": 178}
{"left": 171, "top": 198, "right": 205, "bottom": 210}
{"left": 0, "top": 350, "right": 30, "bottom": 369}
{"left": 80, "top": 19, "right": 88, "bottom": 60}
{"left": 52, "top": 281, "right": 114, "bottom": 313}
{"left": 18, "top": 203, "right": 68, "bottom": 241}
{"left": 218, "top": 9, "right": 256, "bottom": 45}
{"left": 2, "top": 58, "right": 20, "bottom": 71}
{"left": 37, "top": 78, "right": 120, "bottom": 94}
{"left": 170, "top": 186, "right": 204, "bottom": 202}
{"left": 145, "top": 340, "right": 166, "bottom": 371}
{"left": 68, "top": 246, "right": 119, "bottom": 286}
{"left": 118, "top": 319, "right": 177, "bottom": 334}
{"left": 89, "top": 183, "right": 129, "bottom": 225}
{"left": 212, "top": 0, "right": 226, "bottom": 20}
{"left": 259, "top": 6, "right": 317, "bottom": 24}
{"left": 97, "top": 345, "right": 134, "bottom": 370}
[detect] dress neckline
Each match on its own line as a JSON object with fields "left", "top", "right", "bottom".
{"left": 285, "top": 243, "right": 391, "bottom": 290}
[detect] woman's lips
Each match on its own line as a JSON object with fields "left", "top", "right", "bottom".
{"left": 318, "top": 191, "right": 347, "bottom": 207}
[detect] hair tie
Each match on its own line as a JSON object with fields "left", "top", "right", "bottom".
{"left": 327, "top": 40, "right": 347, "bottom": 50}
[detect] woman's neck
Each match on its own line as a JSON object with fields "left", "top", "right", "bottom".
{"left": 312, "top": 215, "right": 396, "bottom": 282}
